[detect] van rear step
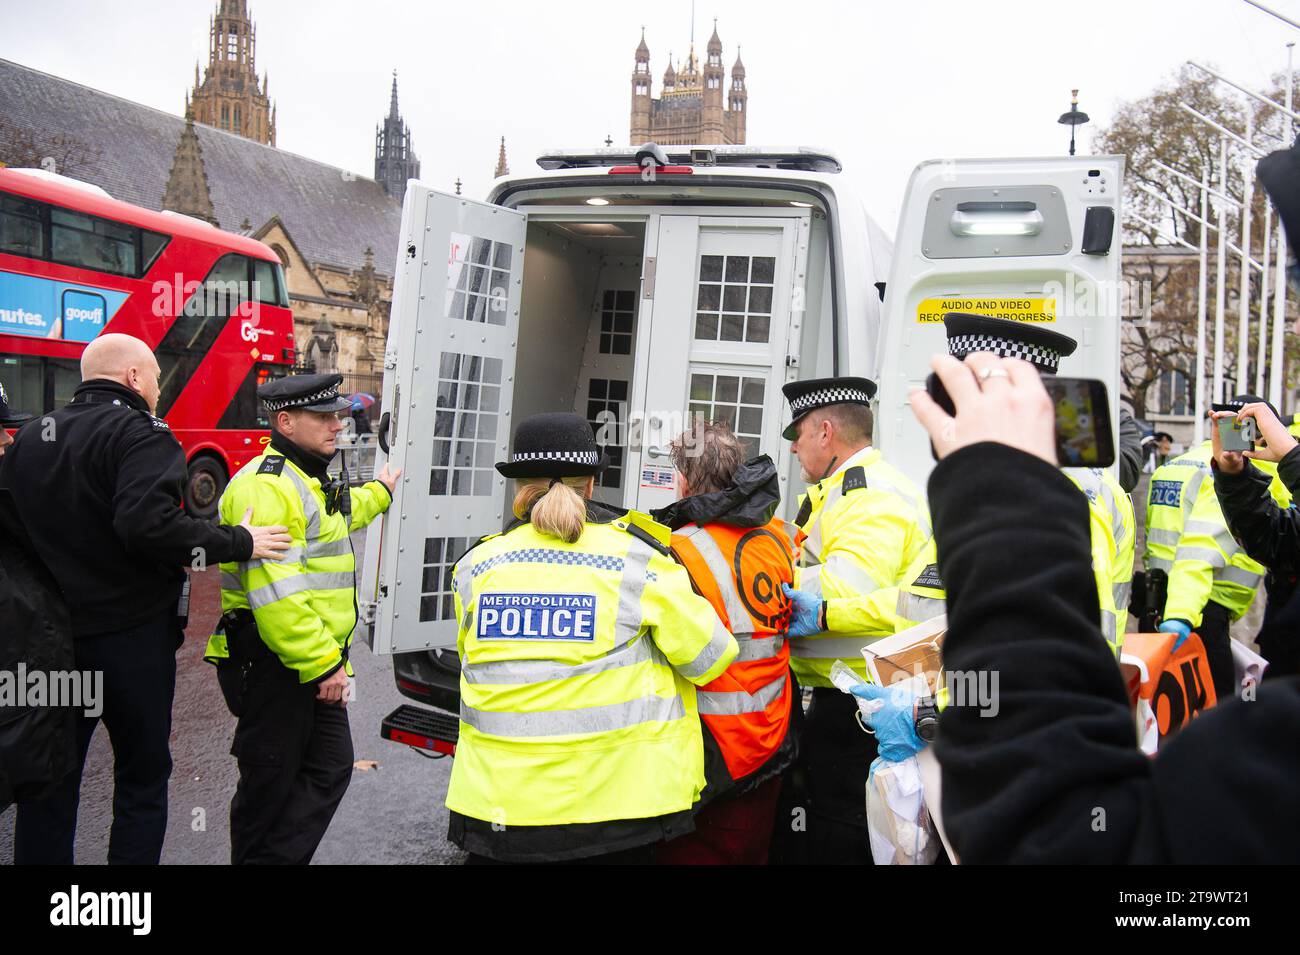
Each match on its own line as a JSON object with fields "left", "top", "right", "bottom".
{"left": 382, "top": 704, "right": 459, "bottom": 756}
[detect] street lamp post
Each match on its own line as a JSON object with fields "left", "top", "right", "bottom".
{"left": 1058, "top": 90, "right": 1090, "bottom": 156}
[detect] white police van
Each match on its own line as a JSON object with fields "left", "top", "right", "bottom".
{"left": 361, "top": 143, "right": 1124, "bottom": 746}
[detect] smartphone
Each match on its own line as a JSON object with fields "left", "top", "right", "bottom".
{"left": 1216, "top": 414, "right": 1257, "bottom": 452}
{"left": 924, "top": 372, "right": 1116, "bottom": 467}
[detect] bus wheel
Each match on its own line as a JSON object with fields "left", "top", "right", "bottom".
{"left": 185, "top": 455, "right": 227, "bottom": 520}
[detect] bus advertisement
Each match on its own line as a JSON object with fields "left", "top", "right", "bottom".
{"left": 0, "top": 167, "right": 296, "bottom": 518}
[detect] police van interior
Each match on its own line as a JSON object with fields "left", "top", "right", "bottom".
{"left": 364, "top": 144, "right": 1123, "bottom": 754}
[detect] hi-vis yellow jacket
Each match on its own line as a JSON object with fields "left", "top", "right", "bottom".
{"left": 1066, "top": 467, "right": 1136, "bottom": 655}
{"left": 1145, "top": 441, "right": 1278, "bottom": 626}
{"left": 204, "top": 449, "right": 392, "bottom": 682}
{"left": 790, "top": 448, "right": 938, "bottom": 687}
{"left": 445, "top": 513, "right": 738, "bottom": 829}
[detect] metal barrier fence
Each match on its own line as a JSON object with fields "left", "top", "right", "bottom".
{"left": 329, "top": 432, "right": 380, "bottom": 484}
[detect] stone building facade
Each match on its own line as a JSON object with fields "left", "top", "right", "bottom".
{"left": 630, "top": 24, "right": 747, "bottom": 145}
{"left": 188, "top": 0, "right": 276, "bottom": 146}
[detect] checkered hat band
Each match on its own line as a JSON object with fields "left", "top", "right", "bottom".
{"left": 789, "top": 388, "right": 873, "bottom": 416}
{"left": 947, "top": 334, "right": 1061, "bottom": 371}
{"left": 510, "top": 449, "right": 600, "bottom": 465}
{"left": 263, "top": 385, "right": 340, "bottom": 412}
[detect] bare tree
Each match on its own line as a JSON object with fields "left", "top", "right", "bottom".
{"left": 0, "top": 118, "right": 102, "bottom": 178}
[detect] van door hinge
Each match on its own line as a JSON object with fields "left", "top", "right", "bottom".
{"left": 642, "top": 257, "right": 656, "bottom": 300}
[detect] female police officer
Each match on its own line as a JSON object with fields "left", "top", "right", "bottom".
{"left": 444, "top": 412, "right": 739, "bottom": 863}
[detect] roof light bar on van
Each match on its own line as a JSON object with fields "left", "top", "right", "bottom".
{"left": 537, "top": 144, "right": 842, "bottom": 173}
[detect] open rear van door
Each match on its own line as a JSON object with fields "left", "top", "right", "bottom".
{"left": 361, "top": 184, "right": 527, "bottom": 654}
{"left": 874, "top": 156, "right": 1125, "bottom": 488}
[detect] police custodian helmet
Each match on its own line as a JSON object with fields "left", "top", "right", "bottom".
{"left": 0, "top": 379, "right": 33, "bottom": 427}
{"left": 496, "top": 412, "right": 607, "bottom": 479}
{"left": 258, "top": 373, "right": 354, "bottom": 414}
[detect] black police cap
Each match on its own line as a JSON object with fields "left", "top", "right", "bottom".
{"left": 496, "top": 412, "right": 607, "bottom": 479}
{"left": 942, "top": 312, "right": 1078, "bottom": 373}
{"left": 781, "top": 376, "right": 877, "bottom": 440}
{"left": 257, "top": 373, "right": 353, "bottom": 414}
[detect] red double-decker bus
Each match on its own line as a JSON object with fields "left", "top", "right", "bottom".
{"left": 0, "top": 167, "right": 296, "bottom": 518}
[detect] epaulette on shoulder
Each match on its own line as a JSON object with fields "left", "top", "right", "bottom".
{"left": 841, "top": 465, "right": 867, "bottom": 493}
{"left": 256, "top": 455, "right": 286, "bottom": 477}
{"left": 132, "top": 407, "right": 171, "bottom": 432}
{"left": 617, "top": 510, "right": 673, "bottom": 556}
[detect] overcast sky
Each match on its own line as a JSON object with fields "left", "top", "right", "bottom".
{"left": 3, "top": 0, "right": 1298, "bottom": 232}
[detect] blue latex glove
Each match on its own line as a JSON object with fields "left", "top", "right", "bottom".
{"left": 782, "top": 583, "right": 823, "bottom": 637}
{"left": 850, "top": 681, "right": 927, "bottom": 763}
{"left": 1159, "top": 618, "right": 1192, "bottom": 650}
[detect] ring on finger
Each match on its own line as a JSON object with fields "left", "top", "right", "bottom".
{"left": 978, "top": 367, "right": 1011, "bottom": 382}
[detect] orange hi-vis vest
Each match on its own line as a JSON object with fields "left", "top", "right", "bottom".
{"left": 670, "top": 517, "right": 795, "bottom": 788}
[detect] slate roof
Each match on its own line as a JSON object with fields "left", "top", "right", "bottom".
{"left": 0, "top": 58, "right": 401, "bottom": 277}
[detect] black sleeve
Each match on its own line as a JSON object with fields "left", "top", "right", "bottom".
{"left": 109, "top": 420, "right": 254, "bottom": 566}
{"left": 1211, "top": 449, "right": 1300, "bottom": 573}
{"left": 1117, "top": 408, "right": 1144, "bottom": 494}
{"left": 929, "top": 442, "right": 1164, "bottom": 863}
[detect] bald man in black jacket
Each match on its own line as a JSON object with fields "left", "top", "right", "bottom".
{"left": 911, "top": 352, "right": 1300, "bottom": 864}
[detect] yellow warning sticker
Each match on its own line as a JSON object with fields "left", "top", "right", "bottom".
{"left": 916, "top": 297, "right": 1057, "bottom": 324}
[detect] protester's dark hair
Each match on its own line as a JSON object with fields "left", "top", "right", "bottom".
{"left": 671, "top": 420, "right": 745, "bottom": 495}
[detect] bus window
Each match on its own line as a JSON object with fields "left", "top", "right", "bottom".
{"left": 252, "top": 257, "right": 289, "bottom": 307}
{"left": 0, "top": 353, "right": 80, "bottom": 415}
{"left": 0, "top": 354, "right": 43, "bottom": 416}
{"left": 50, "top": 206, "right": 139, "bottom": 277}
{"left": 0, "top": 194, "right": 46, "bottom": 258}
{"left": 217, "top": 361, "right": 288, "bottom": 430}
{"left": 156, "top": 253, "right": 248, "bottom": 416}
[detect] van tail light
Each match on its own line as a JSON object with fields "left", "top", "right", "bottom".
{"left": 607, "top": 165, "right": 693, "bottom": 175}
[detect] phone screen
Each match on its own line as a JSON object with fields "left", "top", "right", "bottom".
{"left": 924, "top": 372, "right": 1115, "bottom": 467}
{"left": 1048, "top": 377, "right": 1110, "bottom": 467}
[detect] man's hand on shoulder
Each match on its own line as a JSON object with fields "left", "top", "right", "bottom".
{"left": 239, "top": 507, "right": 292, "bottom": 561}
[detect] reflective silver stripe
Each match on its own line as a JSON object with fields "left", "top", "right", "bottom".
{"left": 864, "top": 478, "right": 932, "bottom": 538}
{"left": 461, "top": 635, "right": 657, "bottom": 685}
{"left": 1101, "top": 609, "right": 1118, "bottom": 644}
{"left": 275, "top": 546, "right": 305, "bottom": 565}
{"left": 1147, "top": 556, "right": 1174, "bottom": 572}
{"left": 1146, "top": 528, "right": 1181, "bottom": 547}
{"left": 1173, "top": 545, "right": 1227, "bottom": 568}
{"left": 676, "top": 618, "right": 734, "bottom": 679}
{"left": 306, "top": 538, "right": 352, "bottom": 559}
{"left": 220, "top": 571, "right": 242, "bottom": 591}
{"left": 799, "top": 562, "right": 824, "bottom": 600}
{"left": 245, "top": 571, "right": 354, "bottom": 609}
{"left": 698, "top": 673, "right": 789, "bottom": 716}
{"left": 460, "top": 692, "right": 686, "bottom": 738}
{"left": 1215, "top": 565, "right": 1262, "bottom": 589}
{"left": 1182, "top": 469, "right": 1208, "bottom": 521}
{"left": 455, "top": 559, "right": 474, "bottom": 611}
{"left": 821, "top": 553, "right": 881, "bottom": 596}
{"left": 281, "top": 464, "right": 322, "bottom": 541}
{"left": 617, "top": 537, "right": 653, "bottom": 650}
{"left": 734, "top": 634, "right": 784, "bottom": 662}
{"left": 789, "top": 635, "right": 871, "bottom": 659}
{"left": 897, "top": 591, "right": 946, "bottom": 622}
{"left": 677, "top": 525, "right": 755, "bottom": 635}
{"left": 1113, "top": 582, "right": 1132, "bottom": 613}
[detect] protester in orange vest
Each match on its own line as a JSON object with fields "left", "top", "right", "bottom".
{"left": 651, "top": 422, "right": 796, "bottom": 864}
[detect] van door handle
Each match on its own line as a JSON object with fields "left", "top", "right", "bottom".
{"left": 378, "top": 412, "right": 391, "bottom": 454}
{"left": 646, "top": 445, "right": 671, "bottom": 458}
{"left": 950, "top": 200, "right": 1043, "bottom": 237}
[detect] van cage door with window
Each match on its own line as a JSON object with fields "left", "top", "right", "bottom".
{"left": 363, "top": 185, "right": 526, "bottom": 655}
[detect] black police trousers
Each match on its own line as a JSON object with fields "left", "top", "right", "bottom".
{"left": 15, "top": 609, "right": 180, "bottom": 865}
{"left": 218, "top": 653, "right": 353, "bottom": 865}
{"left": 771, "top": 686, "right": 875, "bottom": 865}
{"left": 1198, "top": 600, "right": 1236, "bottom": 702}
